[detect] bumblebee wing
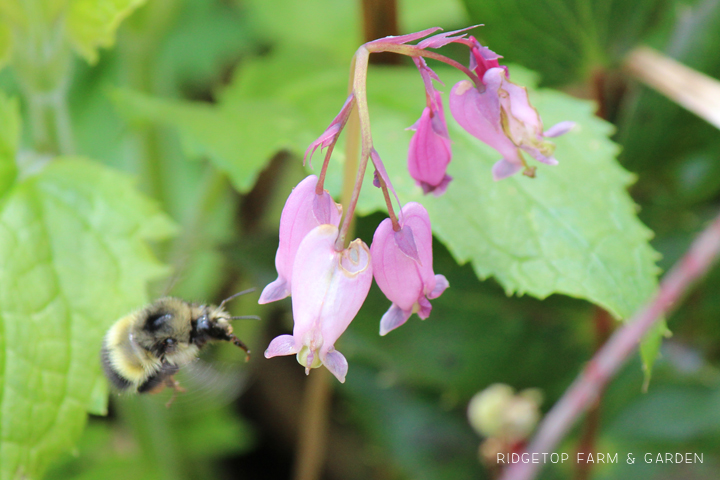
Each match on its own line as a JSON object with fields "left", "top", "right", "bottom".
{"left": 170, "top": 357, "right": 247, "bottom": 408}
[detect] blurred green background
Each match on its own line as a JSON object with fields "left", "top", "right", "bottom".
{"left": 2, "top": 0, "right": 720, "bottom": 479}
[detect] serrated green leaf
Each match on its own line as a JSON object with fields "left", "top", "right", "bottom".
{"left": 67, "top": 0, "right": 146, "bottom": 63}
{"left": 358, "top": 67, "right": 661, "bottom": 318}
{"left": 0, "top": 93, "right": 18, "bottom": 199}
{"left": 0, "top": 158, "right": 175, "bottom": 480}
{"left": 336, "top": 65, "right": 662, "bottom": 372}
{"left": 110, "top": 87, "right": 303, "bottom": 194}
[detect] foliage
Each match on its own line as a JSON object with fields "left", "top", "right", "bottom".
{"left": 0, "top": 0, "right": 719, "bottom": 479}
{"left": 0, "top": 100, "right": 174, "bottom": 479}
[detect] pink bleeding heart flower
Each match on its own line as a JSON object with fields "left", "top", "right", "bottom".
{"left": 259, "top": 175, "right": 342, "bottom": 304}
{"left": 407, "top": 58, "right": 452, "bottom": 196}
{"left": 371, "top": 202, "right": 449, "bottom": 335}
{"left": 264, "top": 225, "right": 373, "bottom": 383}
{"left": 450, "top": 38, "right": 573, "bottom": 180}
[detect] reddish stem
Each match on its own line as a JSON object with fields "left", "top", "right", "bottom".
{"left": 315, "top": 141, "right": 335, "bottom": 195}
{"left": 376, "top": 172, "right": 400, "bottom": 231}
{"left": 366, "top": 43, "right": 480, "bottom": 87}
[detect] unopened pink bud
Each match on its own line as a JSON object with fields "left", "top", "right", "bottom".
{"left": 265, "top": 225, "right": 373, "bottom": 383}
{"left": 259, "top": 175, "right": 342, "bottom": 304}
{"left": 408, "top": 92, "right": 452, "bottom": 196}
{"left": 371, "top": 202, "right": 448, "bottom": 335}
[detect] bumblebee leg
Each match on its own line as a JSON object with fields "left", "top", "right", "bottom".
{"left": 164, "top": 376, "right": 186, "bottom": 408}
{"left": 138, "top": 363, "right": 179, "bottom": 394}
{"left": 229, "top": 334, "right": 251, "bottom": 362}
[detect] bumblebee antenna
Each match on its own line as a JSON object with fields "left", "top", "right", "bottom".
{"left": 231, "top": 315, "right": 261, "bottom": 321}
{"left": 218, "top": 288, "right": 256, "bottom": 310}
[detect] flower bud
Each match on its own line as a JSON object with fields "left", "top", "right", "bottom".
{"left": 371, "top": 202, "right": 448, "bottom": 335}
{"left": 264, "top": 224, "right": 373, "bottom": 383}
{"left": 408, "top": 91, "right": 452, "bottom": 195}
{"left": 467, "top": 384, "right": 543, "bottom": 442}
{"left": 259, "top": 175, "right": 342, "bottom": 304}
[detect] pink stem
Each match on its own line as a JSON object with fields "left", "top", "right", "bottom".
{"left": 367, "top": 42, "right": 480, "bottom": 86}
{"left": 376, "top": 172, "right": 401, "bottom": 231}
{"left": 500, "top": 212, "right": 720, "bottom": 480}
{"left": 315, "top": 141, "right": 336, "bottom": 195}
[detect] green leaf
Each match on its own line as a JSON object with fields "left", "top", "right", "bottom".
{"left": 461, "top": 0, "right": 669, "bottom": 85}
{"left": 111, "top": 87, "right": 301, "bottom": 193}
{"left": 67, "top": 0, "right": 147, "bottom": 63}
{"left": 610, "top": 385, "right": 720, "bottom": 441}
{"left": 332, "top": 65, "right": 662, "bottom": 374}
{"left": 0, "top": 158, "right": 175, "bottom": 479}
{"left": 240, "top": 0, "right": 360, "bottom": 60}
{"left": 0, "top": 23, "right": 11, "bottom": 71}
{"left": 154, "top": 0, "right": 255, "bottom": 91}
{"left": 0, "top": 93, "right": 18, "bottom": 199}
{"left": 332, "top": 66, "right": 660, "bottom": 322}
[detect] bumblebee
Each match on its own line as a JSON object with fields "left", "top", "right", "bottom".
{"left": 101, "top": 291, "right": 256, "bottom": 396}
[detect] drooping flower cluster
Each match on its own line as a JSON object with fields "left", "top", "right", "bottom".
{"left": 259, "top": 26, "right": 573, "bottom": 382}
{"left": 260, "top": 175, "right": 445, "bottom": 382}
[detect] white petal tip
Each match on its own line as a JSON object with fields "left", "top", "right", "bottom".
{"left": 544, "top": 121, "right": 576, "bottom": 138}
{"left": 379, "top": 304, "right": 413, "bottom": 336}
{"left": 323, "top": 350, "right": 348, "bottom": 383}
{"left": 428, "top": 274, "right": 449, "bottom": 299}
{"left": 264, "top": 335, "right": 297, "bottom": 358}
{"left": 492, "top": 159, "right": 523, "bottom": 181}
{"left": 258, "top": 278, "right": 290, "bottom": 304}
